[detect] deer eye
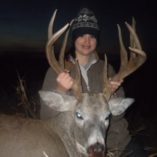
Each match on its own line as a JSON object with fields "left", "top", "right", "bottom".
{"left": 75, "top": 112, "right": 84, "bottom": 120}
{"left": 105, "top": 114, "right": 111, "bottom": 121}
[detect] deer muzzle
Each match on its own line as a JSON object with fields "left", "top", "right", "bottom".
{"left": 87, "top": 142, "right": 106, "bottom": 157}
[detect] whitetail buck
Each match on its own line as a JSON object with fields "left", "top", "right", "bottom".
{"left": 0, "top": 10, "right": 146, "bottom": 157}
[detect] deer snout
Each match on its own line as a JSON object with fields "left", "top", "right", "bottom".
{"left": 87, "top": 142, "right": 106, "bottom": 157}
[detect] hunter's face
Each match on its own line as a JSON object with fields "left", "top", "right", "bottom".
{"left": 74, "top": 34, "right": 97, "bottom": 56}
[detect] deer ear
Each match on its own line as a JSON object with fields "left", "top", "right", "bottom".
{"left": 108, "top": 97, "right": 134, "bottom": 116}
{"left": 39, "top": 91, "right": 77, "bottom": 112}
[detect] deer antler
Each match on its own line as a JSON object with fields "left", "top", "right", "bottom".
{"left": 46, "top": 10, "right": 82, "bottom": 99}
{"left": 103, "top": 18, "right": 147, "bottom": 100}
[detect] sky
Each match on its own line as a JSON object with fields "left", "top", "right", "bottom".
{"left": 0, "top": 0, "right": 156, "bottom": 55}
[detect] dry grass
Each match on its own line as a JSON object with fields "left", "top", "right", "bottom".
{"left": 16, "top": 72, "right": 39, "bottom": 119}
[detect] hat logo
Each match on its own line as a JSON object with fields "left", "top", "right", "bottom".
{"left": 76, "top": 15, "right": 97, "bottom": 23}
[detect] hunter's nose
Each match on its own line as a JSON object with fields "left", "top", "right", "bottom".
{"left": 84, "top": 36, "right": 90, "bottom": 44}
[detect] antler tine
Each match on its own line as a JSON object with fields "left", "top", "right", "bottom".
{"left": 129, "top": 17, "right": 137, "bottom": 62}
{"left": 127, "top": 18, "right": 142, "bottom": 50}
{"left": 126, "top": 21, "right": 146, "bottom": 74}
{"left": 72, "top": 59, "right": 82, "bottom": 100}
{"left": 126, "top": 21, "right": 146, "bottom": 72}
{"left": 116, "top": 24, "right": 129, "bottom": 78}
{"left": 102, "top": 26, "right": 124, "bottom": 100}
{"left": 130, "top": 17, "right": 136, "bottom": 48}
{"left": 112, "top": 20, "right": 146, "bottom": 81}
{"left": 103, "top": 55, "right": 112, "bottom": 100}
{"left": 48, "top": 9, "right": 57, "bottom": 40}
{"left": 59, "top": 20, "right": 74, "bottom": 69}
{"left": 46, "top": 10, "right": 69, "bottom": 74}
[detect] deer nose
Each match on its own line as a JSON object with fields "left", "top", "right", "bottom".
{"left": 87, "top": 142, "right": 106, "bottom": 157}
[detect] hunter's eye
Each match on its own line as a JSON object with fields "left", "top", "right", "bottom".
{"left": 75, "top": 112, "right": 83, "bottom": 120}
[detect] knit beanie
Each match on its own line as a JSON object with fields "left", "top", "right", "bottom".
{"left": 71, "top": 8, "right": 100, "bottom": 42}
